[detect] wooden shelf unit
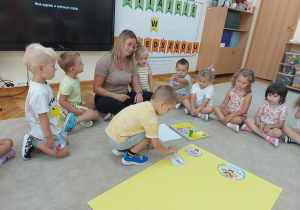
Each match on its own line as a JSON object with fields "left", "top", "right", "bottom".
{"left": 196, "top": 7, "right": 254, "bottom": 75}
{"left": 274, "top": 42, "right": 300, "bottom": 92}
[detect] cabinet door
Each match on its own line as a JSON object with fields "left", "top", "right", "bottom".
{"left": 215, "top": 48, "right": 244, "bottom": 74}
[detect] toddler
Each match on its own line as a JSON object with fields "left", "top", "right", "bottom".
{"left": 169, "top": 58, "right": 191, "bottom": 110}
{"left": 0, "top": 138, "right": 15, "bottom": 166}
{"left": 282, "top": 96, "right": 300, "bottom": 144}
{"left": 213, "top": 69, "right": 255, "bottom": 132}
{"left": 242, "top": 82, "right": 288, "bottom": 147}
{"left": 22, "top": 43, "right": 69, "bottom": 159}
{"left": 183, "top": 69, "right": 214, "bottom": 121}
{"left": 106, "top": 85, "right": 178, "bottom": 166}
{"left": 57, "top": 52, "right": 99, "bottom": 132}
{"left": 135, "top": 43, "right": 153, "bottom": 92}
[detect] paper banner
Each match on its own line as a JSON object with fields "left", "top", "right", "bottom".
{"left": 173, "top": 41, "right": 181, "bottom": 54}
{"left": 165, "top": 0, "right": 174, "bottom": 14}
{"left": 175, "top": 1, "right": 182, "bottom": 16}
{"left": 146, "top": 0, "right": 155, "bottom": 12}
{"left": 192, "top": 42, "right": 200, "bottom": 54}
{"left": 190, "top": 4, "right": 197, "bottom": 18}
{"left": 186, "top": 42, "right": 193, "bottom": 54}
{"left": 156, "top": 0, "right": 165, "bottom": 13}
{"left": 182, "top": 2, "right": 190, "bottom": 17}
{"left": 180, "top": 41, "right": 187, "bottom": 54}
{"left": 135, "top": 0, "right": 144, "bottom": 10}
{"left": 137, "top": 37, "right": 144, "bottom": 45}
{"left": 166, "top": 40, "right": 174, "bottom": 54}
{"left": 123, "top": 0, "right": 133, "bottom": 8}
{"left": 150, "top": 17, "right": 159, "bottom": 32}
{"left": 144, "top": 38, "right": 152, "bottom": 52}
{"left": 151, "top": 39, "right": 160, "bottom": 53}
{"left": 159, "top": 39, "right": 168, "bottom": 54}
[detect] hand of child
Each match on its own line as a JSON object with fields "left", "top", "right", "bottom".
{"left": 147, "top": 142, "right": 154, "bottom": 151}
{"left": 115, "top": 94, "right": 130, "bottom": 102}
{"left": 45, "top": 135, "right": 58, "bottom": 149}
{"left": 263, "top": 124, "right": 271, "bottom": 133}
{"left": 167, "top": 146, "right": 177, "bottom": 154}
{"left": 76, "top": 109, "right": 85, "bottom": 116}
{"left": 223, "top": 114, "right": 234, "bottom": 124}
{"left": 172, "top": 74, "right": 177, "bottom": 81}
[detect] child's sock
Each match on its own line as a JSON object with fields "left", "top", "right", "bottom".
{"left": 127, "top": 150, "right": 136, "bottom": 157}
{"left": 31, "top": 138, "right": 38, "bottom": 147}
{"left": 226, "top": 123, "right": 239, "bottom": 132}
{"left": 0, "top": 149, "right": 16, "bottom": 165}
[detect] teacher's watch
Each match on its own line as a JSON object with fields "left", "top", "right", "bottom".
{"left": 137, "top": 90, "right": 143, "bottom": 95}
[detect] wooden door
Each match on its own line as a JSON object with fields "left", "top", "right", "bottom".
{"left": 245, "top": 0, "right": 300, "bottom": 80}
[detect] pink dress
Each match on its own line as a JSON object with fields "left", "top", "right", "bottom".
{"left": 225, "top": 88, "right": 248, "bottom": 121}
{"left": 259, "top": 100, "right": 287, "bottom": 124}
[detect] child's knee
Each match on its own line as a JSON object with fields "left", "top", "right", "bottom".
{"left": 274, "top": 130, "right": 283, "bottom": 137}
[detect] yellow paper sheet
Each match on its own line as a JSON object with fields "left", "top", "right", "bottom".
{"left": 88, "top": 144, "right": 282, "bottom": 210}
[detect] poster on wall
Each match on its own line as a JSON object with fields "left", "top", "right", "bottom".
{"left": 115, "top": 0, "right": 202, "bottom": 58}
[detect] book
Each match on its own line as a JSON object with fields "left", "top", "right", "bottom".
{"left": 169, "top": 122, "right": 209, "bottom": 141}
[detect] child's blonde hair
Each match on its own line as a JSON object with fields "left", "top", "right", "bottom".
{"left": 293, "top": 96, "right": 300, "bottom": 109}
{"left": 111, "top": 29, "right": 137, "bottom": 73}
{"left": 58, "top": 52, "right": 80, "bottom": 72}
{"left": 23, "top": 43, "right": 58, "bottom": 72}
{"left": 231, "top": 68, "right": 255, "bottom": 94}
{"left": 135, "top": 40, "right": 149, "bottom": 59}
{"left": 152, "top": 85, "right": 178, "bottom": 105}
{"left": 197, "top": 69, "right": 214, "bottom": 83}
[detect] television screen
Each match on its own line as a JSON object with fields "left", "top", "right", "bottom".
{"left": 0, "top": 0, "right": 115, "bottom": 51}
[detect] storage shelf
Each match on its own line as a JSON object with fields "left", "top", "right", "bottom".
{"left": 224, "top": 28, "right": 248, "bottom": 32}
{"left": 279, "top": 63, "right": 300, "bottom": 67}
{"left": 286, "top": 86, "right": 300, "bottom": 91}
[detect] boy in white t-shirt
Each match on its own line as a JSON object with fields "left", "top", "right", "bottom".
{"left": 22, "top": 43, "right": 69, "bottom": 160}
{"left": 57, "top": 52, "right": 99, "bottom": 132}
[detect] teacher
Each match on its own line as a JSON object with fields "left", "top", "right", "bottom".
{"left": 93, "top": 30, "right": 152, "bottom": 120}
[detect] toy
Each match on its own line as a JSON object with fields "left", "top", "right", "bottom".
{"left": 217, "top": 0, "right": 231, "bottom": 8}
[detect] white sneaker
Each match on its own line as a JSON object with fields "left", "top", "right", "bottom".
{"left": 103, "top": 112, "right": 114, "bottom": 121}
{"left": 209, "top": 113, "right": 220, "bottom": 120}
{"left": 184, "top": 108, "right": 190, "bottom": 115}
{"left": 227, "top": 123, "right": 239, "bottom": 132}
{"left": 175, "top": 103, "right": 181, "bottom": 110}
{"left": 199, "top": 113, "right": 208, "bottom": 121}
{"left": 79, "top": 121, "right": 93, "bottom": 128}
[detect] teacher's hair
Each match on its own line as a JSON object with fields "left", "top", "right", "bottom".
{"left": 111, "top": 29, "right": 137, "bottom": 73}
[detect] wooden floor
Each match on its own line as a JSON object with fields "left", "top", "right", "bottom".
{"left": 0, "top": 73, "right": 271, "bottom": 120}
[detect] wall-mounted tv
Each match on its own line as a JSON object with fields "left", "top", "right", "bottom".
{"left": 0, "top": 0, "right": 115, "bottom": 51}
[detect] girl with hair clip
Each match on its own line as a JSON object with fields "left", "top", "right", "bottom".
{"left": 134, "top": 40, "right": 153, "bottom": 92}
{"left": 282, "top": 96, "right": 300, "bottom": 144}
{"left": 212, "top": 68, "right": 255, "bottom": 132}
{"left": 93, "top": 30, "right": 153, "bottom": 120}
{"left": 242, "top": 83, "right": 288, "bottom": 147}
{"left": 182, "top": 68, "right": 214, "bottom": 121}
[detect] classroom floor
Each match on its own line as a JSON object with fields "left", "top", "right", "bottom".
{"left": 0, "top": 73, "right": 270, "bottom": 120}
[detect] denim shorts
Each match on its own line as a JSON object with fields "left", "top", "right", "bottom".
{"left": 107, "top": 132, "right": 146, "bottom": 150}
{"left": 31, "top": 131, "right": 67, "bottom": 152}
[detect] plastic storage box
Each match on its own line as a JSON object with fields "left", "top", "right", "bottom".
{"left": 292, "top": 76, "right": 300, "bottom": 88}
{"left": 282, "top": 66, "right": 295, "bottom": 75}
{"left": 276, "top": 72, "right": 294, "bottom": 86}
{"left": 295, "top": 67, "right": 300, "bottom": 76}
{"left": 284, "top": 52, "right": 300, "bottom": 65}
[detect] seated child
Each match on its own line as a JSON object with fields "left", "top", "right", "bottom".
{"left": 135, "top": 42, "right": 153, "bottom": 92}
{"left": 22, "top": 43, "right": 69, "bottom": 159}
{"left": 169, "top": 58, "right": 191, "bottom": 110}
{"left": 282, "top": 96, "right": 300, "bottom": 144}
{"left": 182, "top": 68, "right": 214, "bottom": 121}
{"left": 0, "top": 138, "right": 15, "bottom": 166}
{"left": 105, "top": 85, "right": 178, "bottom": 166}
{"left": 212, "top": 69, "right": 255, "bottom": 132}
{"left": 242, "top": 82, "right": 288, "bottom": 147}
{"left": 57, "top": 52, "right": 99, "bottom": 131}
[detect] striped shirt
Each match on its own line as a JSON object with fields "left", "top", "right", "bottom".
{"left": 137, "top": 63, "right": 151, "bottom": 91}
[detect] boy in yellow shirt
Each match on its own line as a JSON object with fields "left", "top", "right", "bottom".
{"left": 106, "top": 85, "right": 178, "bottom": 165}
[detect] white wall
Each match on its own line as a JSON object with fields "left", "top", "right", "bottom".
{"left": 0, "top": 0, "right": 211, "bottom": 85}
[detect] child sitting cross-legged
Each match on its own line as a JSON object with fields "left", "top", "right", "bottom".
{"left": 57, "top": 52, "right": 99, "bottom": 133}
{"left": 105, "top": 85, "right": 178, "bottom": 166}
